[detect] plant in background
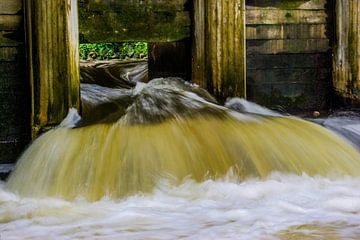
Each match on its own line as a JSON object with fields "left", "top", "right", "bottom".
{"left": 80, "top": 42, "right": 148, "bottom": 60}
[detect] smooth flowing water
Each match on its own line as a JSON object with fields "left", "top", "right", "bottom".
{"left": 1, "top": 78, "right": 360, "bottom": 239}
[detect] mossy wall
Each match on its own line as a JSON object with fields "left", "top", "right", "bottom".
{"left": 79, "top": 0, "right": 190, "bottom": 43}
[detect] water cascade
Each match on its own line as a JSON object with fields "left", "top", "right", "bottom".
{"left": 5, "top": 78, "right": 360, "bottom": 201}
{"left": 2, "top": 78, "right": 360, "bottom": 239}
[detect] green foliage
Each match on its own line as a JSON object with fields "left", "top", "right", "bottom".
{"left": 79, "top": 42, "right": 148, "bottom": 60}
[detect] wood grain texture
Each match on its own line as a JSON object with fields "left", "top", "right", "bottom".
{"left": 26, "top": 0, "right": 80, "bottom": 136}
{"left": 247, "top": 68, "right": 329, "bottom": 84}
{"left": 246, "top": 0, "right": 326, "bottom": 10}
{"left": 78, "top": 0, "right": 190, "bottom": 42}
{"left": 245, "top": 0, "right": 332, "bottom": 110}
{"left": 247, "top": 39, "right": 330, "bottom": 54}
{"left": 246, "top": 9, "right": 327, "bottom": 24}
{"left": 246, "top": 24, "right": 327, "bottom": 40}
{"left": 0, "top": 47, "right": 19, "bottom": 61}
{"left": 0, "top": 15, "right": 22, "bottom": 31}
{"left": 192, "top": 0, "right": 206, "bottom": 88}
{"left": 333, "top": 0, "right": 360, "bottom": 100}
{"left": 0, "top": 31, "right": 23, "bottom": 46}
{"left": 0, "top": 0, "right": 22, "bottom": 14}
{"left": 247, "top": 53, "right": 331, "bottom": 69}
{"left": 192, "top": 0, "right": 246, "bottom": 101}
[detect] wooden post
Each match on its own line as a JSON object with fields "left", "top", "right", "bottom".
{"left": 333, "top": 0, "right": 360, "bottom": 100}
{"left": 192, "top": 0, "right": 246, "bottom": 101}
{"left": 25, "top": 0, "right": 80, "bottom": 137}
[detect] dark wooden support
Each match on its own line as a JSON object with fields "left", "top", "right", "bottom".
{"left": 148, "top": 41, "right": 191, "bottom": 81}
{"left": 244, "top": 0, "right": 333, "bottom": 111}
{"left": 191, "top": 0, "right": 206, "bottom": 88}
{"left": 192, "top": 0, "right": 246, "bottom": 102}
{"left": 25, "top": 0, "right": 80, "bottom": 137}
{"left": 0, "top": 0, "right": 30, "bottom": 164}
{"left": 333, "top": 0, "right": 360, "bottom": 101}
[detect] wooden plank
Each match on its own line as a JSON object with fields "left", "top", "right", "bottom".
{"left": 0, "top": 31, "right": 23, "bottom": 46}
{"left": 247, "top": 78, "right": 330, "bottom": 110}
{"left": 247, "top": 53, "right": 331, "bottom": 69}
{"left": 0, "top": 15, "right": 22, "bottom": 31}
{"left": 333, "top": 0, "right": 360, "bottom": 99}
{"left": 0, "top": 0, "right": 22, "bottom": 14}
{"left": 246, "top": 9, "right": 327, "bottom": 24}
{"left": 246, "top": 0, "right": 326, "bottom": 10}
{"left": 247, "top": 39, "right": 330, "bottom": 54}
{"left": 0, "top": 63, "right": 21, "bottom": 77}
{"left": 247, "top": 81, "right": 329, "bottom": 110}
{"left": 26, "top": 0, "right": 80, "bottom": 136}
{"left": 0, "top": 47, "right": 20, "bottom": 61}
{"left": 79, "top": 0, "right": 190, "bottom": 42}
{"left": 247, "top": 68, "right": 330, "bottom": 84}
{"left": 246, "top": 24, "right": 327, "bottom": 40}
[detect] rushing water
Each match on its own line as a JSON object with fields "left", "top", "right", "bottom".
{"left": 2, "top": 174, "right": 360, "bottom": 239}
{"left": 2, "top": 78, "right": 360, "bottom": 239}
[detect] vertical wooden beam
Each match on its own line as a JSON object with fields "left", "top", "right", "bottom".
{"left": 192, "top": 0, "right": 246, "bottom": 101}
{"left": 192, "top": 0, "right": 206, "bottom": 88}
{"left": 333, "top": 0, "right": 360, "bottom": 100}
{"left": 25, "top": 0, "right": 80, "bottom": 137}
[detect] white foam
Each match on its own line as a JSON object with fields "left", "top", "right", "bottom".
{"left": 1, "top": 174, "right": 360, "bottom": 239}
{"left": 59, "top": 108, "right": 81, "bottom": 128}
{"left": 225, "top": 98, "right": 283, "bottom": 117}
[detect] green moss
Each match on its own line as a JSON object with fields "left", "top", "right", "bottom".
{"left": 285, "top": 12, "right": 292, "bottom": 18}
{"left": 79, "top": 42, "right": 148, "bottom": 60}
{"left": 246, "top": 0, "right": 308, "bottom": 9}
{"left": 78, "top": 1, "right": 190, "bottom": 42}
{"left": 276, "top": 1, "right": 307, "bottom": 9}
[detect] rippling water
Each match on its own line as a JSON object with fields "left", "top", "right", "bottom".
{"left": 1, "top": 173, "right": 360, "bottom": 239}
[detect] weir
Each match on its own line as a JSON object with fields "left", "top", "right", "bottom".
{"left": 6, "top": 78, "right": 360, "bottom": 201}
{"left": 2, "top": 0, "right": 360, "bottom": 239}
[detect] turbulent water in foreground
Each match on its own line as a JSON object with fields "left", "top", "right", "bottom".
{"left": 1, "top": 174, "right": 360, "bottom": 239}
{"left": 2, "top": 78, "right": 360, "bottom": 239}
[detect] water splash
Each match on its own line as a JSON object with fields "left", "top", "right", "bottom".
{"left": 2, "top": 174, "right": 360, "bottom": 239}
{"left": 6, "top": 78, "right": 360, "bottom": 201}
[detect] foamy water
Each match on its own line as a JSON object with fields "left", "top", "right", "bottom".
{"left": 2, "top": 173, "right": 360, "bottom": 239}
{"left": 3, "top": 79, "right": 360, "bottom": 239}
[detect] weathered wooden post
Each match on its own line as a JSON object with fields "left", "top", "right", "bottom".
{"left": 333, "top": 0, "right": 360, "bottom": 101}
{"left": 192, "top": 0, "right": 246, "bottom": 101}
{"left": 25, "top": 0, "right": 80, "bottom": 137}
